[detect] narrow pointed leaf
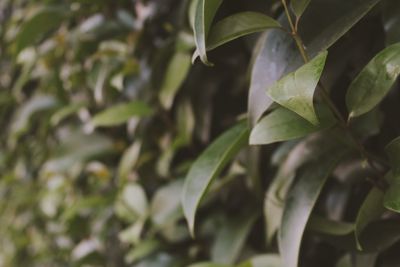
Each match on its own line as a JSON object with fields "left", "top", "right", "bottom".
{"left": 346, "top": 43, "right": 400, "bottom": 118}
{"left": 249, "top": 105, "right": 334, "bottom": 145}
{"left": 279, "top": 150, "right": 346, "bottom": 267}
{"left": 182, "top": 121, "right": 249, "bottom": 236}
{"left": 267, "top": 51, "right": 328, "bottom": 125}
{"left": 291, "top": 0, "right": 311, "bottom": 18}
{"left": 92, "top": 101, "right": 153, "bottom": 127}
{"left": 206, "top": 12, "right": 281, "bottom": 51}
{"left": 159, "top": 52, "right": 191, "bottom": 109}
{"left": 193, "top": 0, "right": 223, "bottom": 65}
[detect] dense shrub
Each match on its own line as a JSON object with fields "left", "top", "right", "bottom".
{"left": 1, "top": 0, "right": 400, "bottom": 266}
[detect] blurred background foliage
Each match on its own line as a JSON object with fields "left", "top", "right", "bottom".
{"left": 1, "top": 0, "right": 400, "bottom": 267}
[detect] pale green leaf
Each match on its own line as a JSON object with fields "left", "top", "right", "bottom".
{"left": 206, "top": 12, "right": 281, "bottom": 51}
{"left": 249, "top": 106, "right": 334, "bottom": 145}
{"left": 92, "top": 101, "right": 152, "bottom": 127}
{"left": 159, "top": 52, "right": 191, "bottom": 109}
{"left": 267, "top": 51, "right": 328, "bottom": 125}
{"left": 150, "top": 179, "right": 184, "bottom": 228}
{"left": 193, "top": 0, "right": 223, "bottom": 65}
{"left": 346, "top": 43, "right": 400, "bottom": 118}
{"left": 211, "top": 214, "right": 257, "bottom": 264}
{"left": 279, "top": 150, "right": 346, "bottom": 267}
{"left": 181, "top": 121, "right": 249, "bottom": 236}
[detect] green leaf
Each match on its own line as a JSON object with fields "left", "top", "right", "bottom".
{"left": 206, "top": 12, "right": 281, "bottom": 51}
{"left": 159, "top": 52, "right": 191, "bottom": 109}
{"left": 279, "top": 150, "right": 346, "bottom": 267}
{"left": 15, "top": 6, "right": 67, "bottom": 53}
{"left": 248, "top": 0, "right": 381, "bottom": 124}
{"left": 346, "top": 43, "right": 400, "bottom": 118}
{"left": 211, "top": 214, "right": 257, "bottom": 264}
{"left": 237, "top": 254, "right": 281, "bottom": 267}
{"left": 384, "top": 137, "right": 400, "bottom": 212}
{"left": 249, "top": 106, "right": 334, "bottom": 145}
{"left": 193, "top": 0, "right": 223, "bottom": 65}
{"left": 291, "top": 0, "right": 311, "bottom": 18}
{"left": 181, "top": 121, "right": 249, "bottom": 236}
{"left": 92, "top": 101, "right": 152, "bottom": 127}
{"left": 118, "top": 141, "right": 142, "bottom": 182}
{"left": 150, "top": 179, "right": 184, "bottom": 228}
{"left": 50, "top": 103, "right": 86, "bottom": 126}
{"left": 120, "top": 183, "right": 149, "bottom": 220}
{"left": 354, "top": 187, "right": 385, "bottom": 250}
{"left": 307, "top": 215, "right": 354, "bottom": 236}
{"left": 10, "top": 94, "right": 59, "bottom": 141}
{"left": 267, "top": 51, "right": 328, "bottom": 125}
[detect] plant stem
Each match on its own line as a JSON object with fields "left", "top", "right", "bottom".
{"left": 280, "top": 0, "right": 388, "bottom": 189}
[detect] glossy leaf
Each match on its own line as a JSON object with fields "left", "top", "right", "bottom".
{"left": 267, "top": 51, "right": 328, "bottom": 124}
{"left": 248, "top": 0, "right": 381, "bottom": 124}
{"left": 291, "top": 0, "right": 311, "bottom": 18}
{"left": 346, "top": 43, "right": 400, "bottom": 118}
{"left": 159, "top": 52, "right": 191, "bottom": 109}
{"left": 181, "top": 121, "right": 249, "bottom": 236}
{"left": 249, "top": 106, "right": 334, "bottom": 145}
{"left": 206, "top": 12, "right": 281, "bottom": 51}
{"left": 193, "top": 0, "right": 223, "bottom": 65}
{"left": 211, "top": 214, "right": 257, "bottom": 264}
{"left": 279, "top": 150, "right": 346, "bottom": 267}
{"left": 92, "top": 101, "right": 153, "bottom": 127}
{"left": 354, "top": 187, "right": 384, "bottom": 250}
{"left": 307, "top": 215, "right": 354, "bottom": 236}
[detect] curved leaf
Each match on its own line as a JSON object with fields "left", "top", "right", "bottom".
{"left": 354, "top": 187, "right": 384, "bottom": 250}
{"left": 159, "top": 52, "right": 191, "bottom": 109}
{"left": 181, "top": 121, "right": 249, "bottom": 236}
{"left": 249, "top": 106, "right": 334, "bottom": 145}
{"left": 92, "top": 101, "right": 153, "bottom": 127}
{"left": 193, "top": 0, "right": 223, "bottom": 65}
{"left": 248, "top": 0, "right": 381, "bottom": 124}
{"left": 206, "top": 12, "right": 281, "bottom": 51}
{"left": 307, "top": 215, "right": 354, "bottom": 236}
{"left": 267, "top": 51, "right": 328, "bottom": 125}
{"left": 211, "top": 214, "right": 257, "bottom": 264}
{"left": 346, "top": 43, "right": 400, "bottom": 118}
{"left": 279, "top": 150, "right": 346, "bottom": 267}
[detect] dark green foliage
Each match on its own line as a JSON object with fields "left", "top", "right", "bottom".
{"left": 2, "top": 0, "right": 400, "bottom": 267}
